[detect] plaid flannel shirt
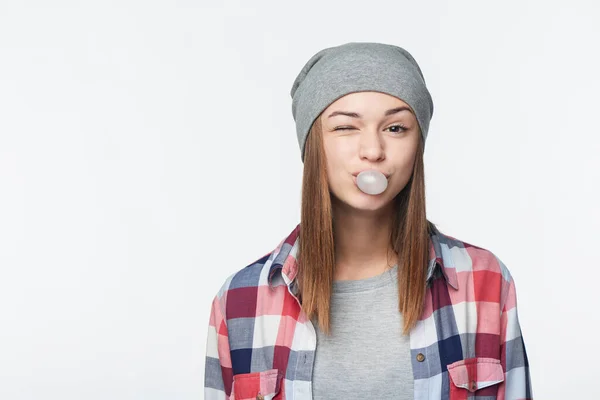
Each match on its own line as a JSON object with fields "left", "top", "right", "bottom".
{"left": 204, "top": 223, "right": 533, "bottom": 399}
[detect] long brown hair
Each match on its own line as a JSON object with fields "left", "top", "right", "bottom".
{"left": 296, "top": 114, "right": 436, "bottom": 336}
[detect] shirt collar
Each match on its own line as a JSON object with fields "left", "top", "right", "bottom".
{"left": 268, "top": 223, "right": 459, "bottom": 291}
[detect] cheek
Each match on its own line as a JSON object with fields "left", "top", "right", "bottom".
{"left": 392, "top": 168, "right": 413, "bottom": 188}
{"left": 323, "top": 142, "right": 347, "bottom": 175}
{"left": 390, "top": 154, "right": 418, "bottom": 186}
{"left": 326, "top": 159, "right": 345, "bottom": 185}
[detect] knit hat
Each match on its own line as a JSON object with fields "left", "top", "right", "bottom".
{"left": 290, "top": 42, "right": 434, "bottom": 162}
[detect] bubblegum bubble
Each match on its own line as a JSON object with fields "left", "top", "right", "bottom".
{"left": 356, "top": 170, "right": 388, "bottom": 195}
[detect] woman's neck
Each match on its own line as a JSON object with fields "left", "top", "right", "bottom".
{"left": 331, "top": 202, "right": 399, "bottom": 281}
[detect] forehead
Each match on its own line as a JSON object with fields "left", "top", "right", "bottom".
{"left": 323, "top": 91, "right": 414, "bottom": 116}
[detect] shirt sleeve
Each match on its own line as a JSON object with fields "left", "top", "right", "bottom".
{"left": 204, "top": 294, "right": 233, "bottom": 400}
{"left": 498, "top": 263, "right": 534, "bottom": 400}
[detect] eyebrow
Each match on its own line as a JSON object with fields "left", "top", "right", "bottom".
{"left": 327, "top": 106, "right": 413, "bottom": 119}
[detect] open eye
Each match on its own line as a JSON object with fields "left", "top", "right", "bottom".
{"left": 386, "top": 124, "right": 408, "bottom": 134}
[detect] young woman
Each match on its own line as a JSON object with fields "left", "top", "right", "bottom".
{"left": 204, "top": 42, "right": 533, "bottom": 400}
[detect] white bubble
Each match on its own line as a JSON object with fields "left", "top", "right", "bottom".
{"left": 356, "top": 170, "right": 388, "bottom": 195}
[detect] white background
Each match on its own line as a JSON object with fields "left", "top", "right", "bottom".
{"left": 1, "top": 1, "right": 599, "bottom": 399}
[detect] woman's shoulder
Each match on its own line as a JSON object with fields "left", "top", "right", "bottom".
{"left": 211, "top": 251, "right": 275, "bottom": 299}
{"left": 436, "top": 229, "right": 514, "bottom": 283}
{"left": 210, "top": 224, "right": 299, "bottom": 305}
{"left": 432, "top": 229, "right": 519, "bottom": 312}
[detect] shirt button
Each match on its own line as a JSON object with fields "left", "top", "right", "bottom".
{"left": 256, "top": 394, "right": 264, "bottom": 400}
{"left": 416, "top": 353, "right": 425, "bottom": 362}
{"left": 470, "top": 380, "right": 477, "bottom": 391}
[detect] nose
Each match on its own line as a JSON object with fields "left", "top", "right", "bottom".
{"left": 358, "top": 130, "right": 385, "bottom": 161}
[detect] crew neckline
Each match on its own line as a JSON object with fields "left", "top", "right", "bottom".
{"left": 332, "top": 264, "right": 398, "bottom": 293}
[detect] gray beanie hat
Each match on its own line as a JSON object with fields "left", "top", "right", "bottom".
{"left": 290, "top": 42, "right": 434, "bottom": 162}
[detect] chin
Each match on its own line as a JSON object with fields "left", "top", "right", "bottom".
{"left": 333, "top": 191, "right": 392, "bottom": 212}
{"left": 330, "top": 182, "right": 398, "bottom": 209}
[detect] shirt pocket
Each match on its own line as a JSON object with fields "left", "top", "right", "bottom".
{"left": 447, "top": 357, "right": 505, "bottom": 399}
{"left": 231, "top": 368, "right": 283, "bottom": 400}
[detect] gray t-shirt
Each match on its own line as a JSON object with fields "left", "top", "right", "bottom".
{"left": 311, "top": 264, "right": 414, "bottom": 399}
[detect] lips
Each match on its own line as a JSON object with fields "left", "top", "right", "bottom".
{"left": 352, "top": 171, "right": 391, "bottom": 179}
{"left": 352, "top": 173, "right": 390, "bottom": 186}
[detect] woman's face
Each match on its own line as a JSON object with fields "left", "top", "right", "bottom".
{"left": 319, "top": 91, "right": 420, "bottom": 212}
